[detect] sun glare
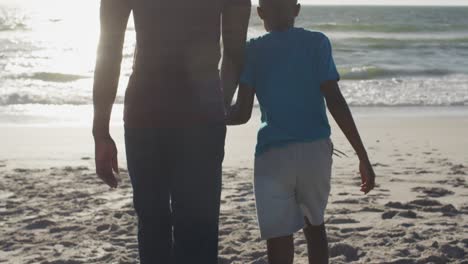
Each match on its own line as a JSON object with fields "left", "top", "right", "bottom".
{"left": 6, "top": 0, "right": 102, "bottom": 77}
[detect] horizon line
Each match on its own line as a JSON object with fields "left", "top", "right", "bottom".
{"left": 267, "top": 4, "right": 468, "bottom": 7}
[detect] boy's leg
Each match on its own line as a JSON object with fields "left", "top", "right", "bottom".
{"left": 254, "top": 145, "right": 307, "bottom": 264}
{"left": 267, "top": 235, "right": 294, "bottom": 264}
{"left": 170, "top": 125, "right": 226, "bottom": 264}
{"left": 254, "top": 145, "right": 306, "bottom": 264}
{"left": 125, "top": 127, "right": 172, "bottom": 264}
{"left": 295, "top": 139, "right": 333, "bottom": 264}
{"left": 303, "top": 219, "right": 328, "bottom": 264}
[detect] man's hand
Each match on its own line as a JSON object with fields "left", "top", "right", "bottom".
{"left": 359, "top": 159, "right": 375, "bottom": 194}
{"left": 94, "top": 137, "right": 119, "bottom": 188}
{"left": 92, "top": 0, "right": 130, "bottom": 189}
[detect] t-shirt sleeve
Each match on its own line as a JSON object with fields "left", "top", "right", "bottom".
{"left": 318, "top": 36, "right": 340, "bottom": 84}
{"left": 239, "top": 40, "right": 256, "bottom": 88}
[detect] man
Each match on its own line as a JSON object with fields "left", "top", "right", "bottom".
{"left": 92, "top": 0, "right": 251, "bottom": 263}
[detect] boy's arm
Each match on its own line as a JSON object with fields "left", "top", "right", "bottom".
{"left": 221, "top": 0, "right": 251, "bottom": 109}
{"left": 93, "top": 0, "right": 131, "bottom": 188}
{"left": 226, "top": 83, "right": 255, "bottom": 125}
{"left": 321, "top": 80, "right": 376, "bottom": 194}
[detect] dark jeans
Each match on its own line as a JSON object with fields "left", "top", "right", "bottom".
{"left": 125, "top": 125, "right": 226, "bottom": 264}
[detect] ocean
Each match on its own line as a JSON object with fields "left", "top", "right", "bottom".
{"left": 1, "top": 2, "right": 468, "bottom": 125}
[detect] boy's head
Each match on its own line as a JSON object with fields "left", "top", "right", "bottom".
{"left": 258, "top": 0, "right": 300, "bottom": 32}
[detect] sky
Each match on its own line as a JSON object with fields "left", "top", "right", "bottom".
{"left": 2, "top": 0, "right": 468, "bottom": 5}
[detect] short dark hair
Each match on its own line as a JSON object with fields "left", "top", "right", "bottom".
{"left": 259, "top": 0, "right": 298, "bottom": 7}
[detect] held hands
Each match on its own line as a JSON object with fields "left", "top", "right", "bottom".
{"left": 94, "top": 136, "right": 119, "bottom": 188}
{"left": 359, "top": 158, "right": 375, "bottom": 194}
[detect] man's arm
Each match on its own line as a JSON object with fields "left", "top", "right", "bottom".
{"left": 93, "top": 0, "right": 131, "bottom": 188}
{"left": 221, "top": 0, "right": 251, "bottom": 109}
{"left": 321, "top": 81, "right": 376, "bottom": 194}
{"left": 93, "top": 0, "right": 131, "bottom": 138}
{"left": 226, "top": 83, "right": 255, "bottom": 125}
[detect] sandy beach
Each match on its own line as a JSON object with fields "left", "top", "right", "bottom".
{"left": 0, "top": 107, "right": 467, "bottom": 263}
{"left": 1, "top": 0, "right": 468, "bottom": 263}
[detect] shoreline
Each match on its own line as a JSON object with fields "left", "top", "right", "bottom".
{"left": 1, "top": 107, "right": 467, "bottom": 169}
{"left": 0, "top": 105, "right": 467, "bottom": 128}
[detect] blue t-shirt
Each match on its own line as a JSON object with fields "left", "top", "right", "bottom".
{"left": 240, "top": 27, "right": 340, "bottom": 156}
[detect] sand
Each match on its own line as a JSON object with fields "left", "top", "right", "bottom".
{"left": 0, "top": 107, "right": 467, "bottom": 263}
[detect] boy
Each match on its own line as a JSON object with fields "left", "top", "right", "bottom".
{"left": 225, "top": 0, "right": 376, "bottom": 263}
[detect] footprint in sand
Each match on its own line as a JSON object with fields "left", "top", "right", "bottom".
{"left": 49, "top": 226, "right": 84, "bottom": 233}
{"left": 60, "top": 241, "right": 77, "bottom": 248}
{"left": 449, "top": 164, "right": 467, "bottom": 175}
{"left": 96, "top": 224, "right": 110, "bottom": 232}
{"left": 329, "top": 243, "right": 360, "bottom": 262}
{"left": 372, "top": 163, "right": 390, "bottom": 167}
{"left": 13, "top": 168, "right": 44, "bottom": 173}
{"left": 24, "top": 220, "right": 56, "bottom": 230}
{"left": 382, "top": 210, "right": 417, "bottom": 220}
{"left": 332, "top": 208, "right": 353, "bottom": 215}
{"left": 411, "top": 187, "right": 454, "bottom": 198}
{"left": 385, "top": 201, "right": 413, "bottom": 210}
{"left": 41, "top": 260, "right": 83, "bottom": 264}
{"left": 415, "top": 169, "right": 433, "bottom": 175}
{"left": 361, "top": 206, "right": 385, "bottom": 213}
{"left": 382, "top": 210, "right": 398, "bottom": 219}
{"left": 437, "top": 177, "right": 466, "bottom": 188}
{"left": 440, "top": 244, "right": 466, "bottom": 259}
{"left": 425, "top": 204, "right": 460, "bottom": 216}
{"left": 418, "top": 256, "right": 449, "bottom": 264}
{"left": 326, "top": 217, "right": 359, "bottom": 224}
{"left": 408, "top": 199, "right": 442, "bottom": 207}
{"left": 63, "top": 166, "right": 89, "bottom": 172}
{"left": 340, "top": 226, "right": 373, "bottom": 233}
{"left": 332, "top": 198, "right": 361, "bottom": 204}
{"left": 411, "top": 199, "right": 459, "bottom": 214}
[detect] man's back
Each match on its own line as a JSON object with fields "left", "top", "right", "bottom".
{"left": 125, "top": 0, "right": 225, "bottom": 126}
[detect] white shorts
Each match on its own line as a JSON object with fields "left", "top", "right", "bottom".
{"left": 254, "top": 139, "right": 333, "bottom": 240}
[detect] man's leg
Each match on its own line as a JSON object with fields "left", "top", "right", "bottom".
{"left": 170, "top": 125, "right": 226, "bottom": 264}
{"left": 266, "top": 235, "right": 294, "bottom": 264}
{"left": 125, "top": 127, "right": 172, "bottom": 264}
{"left": 303, "top": 220, "right": 329, "bottom": 264}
